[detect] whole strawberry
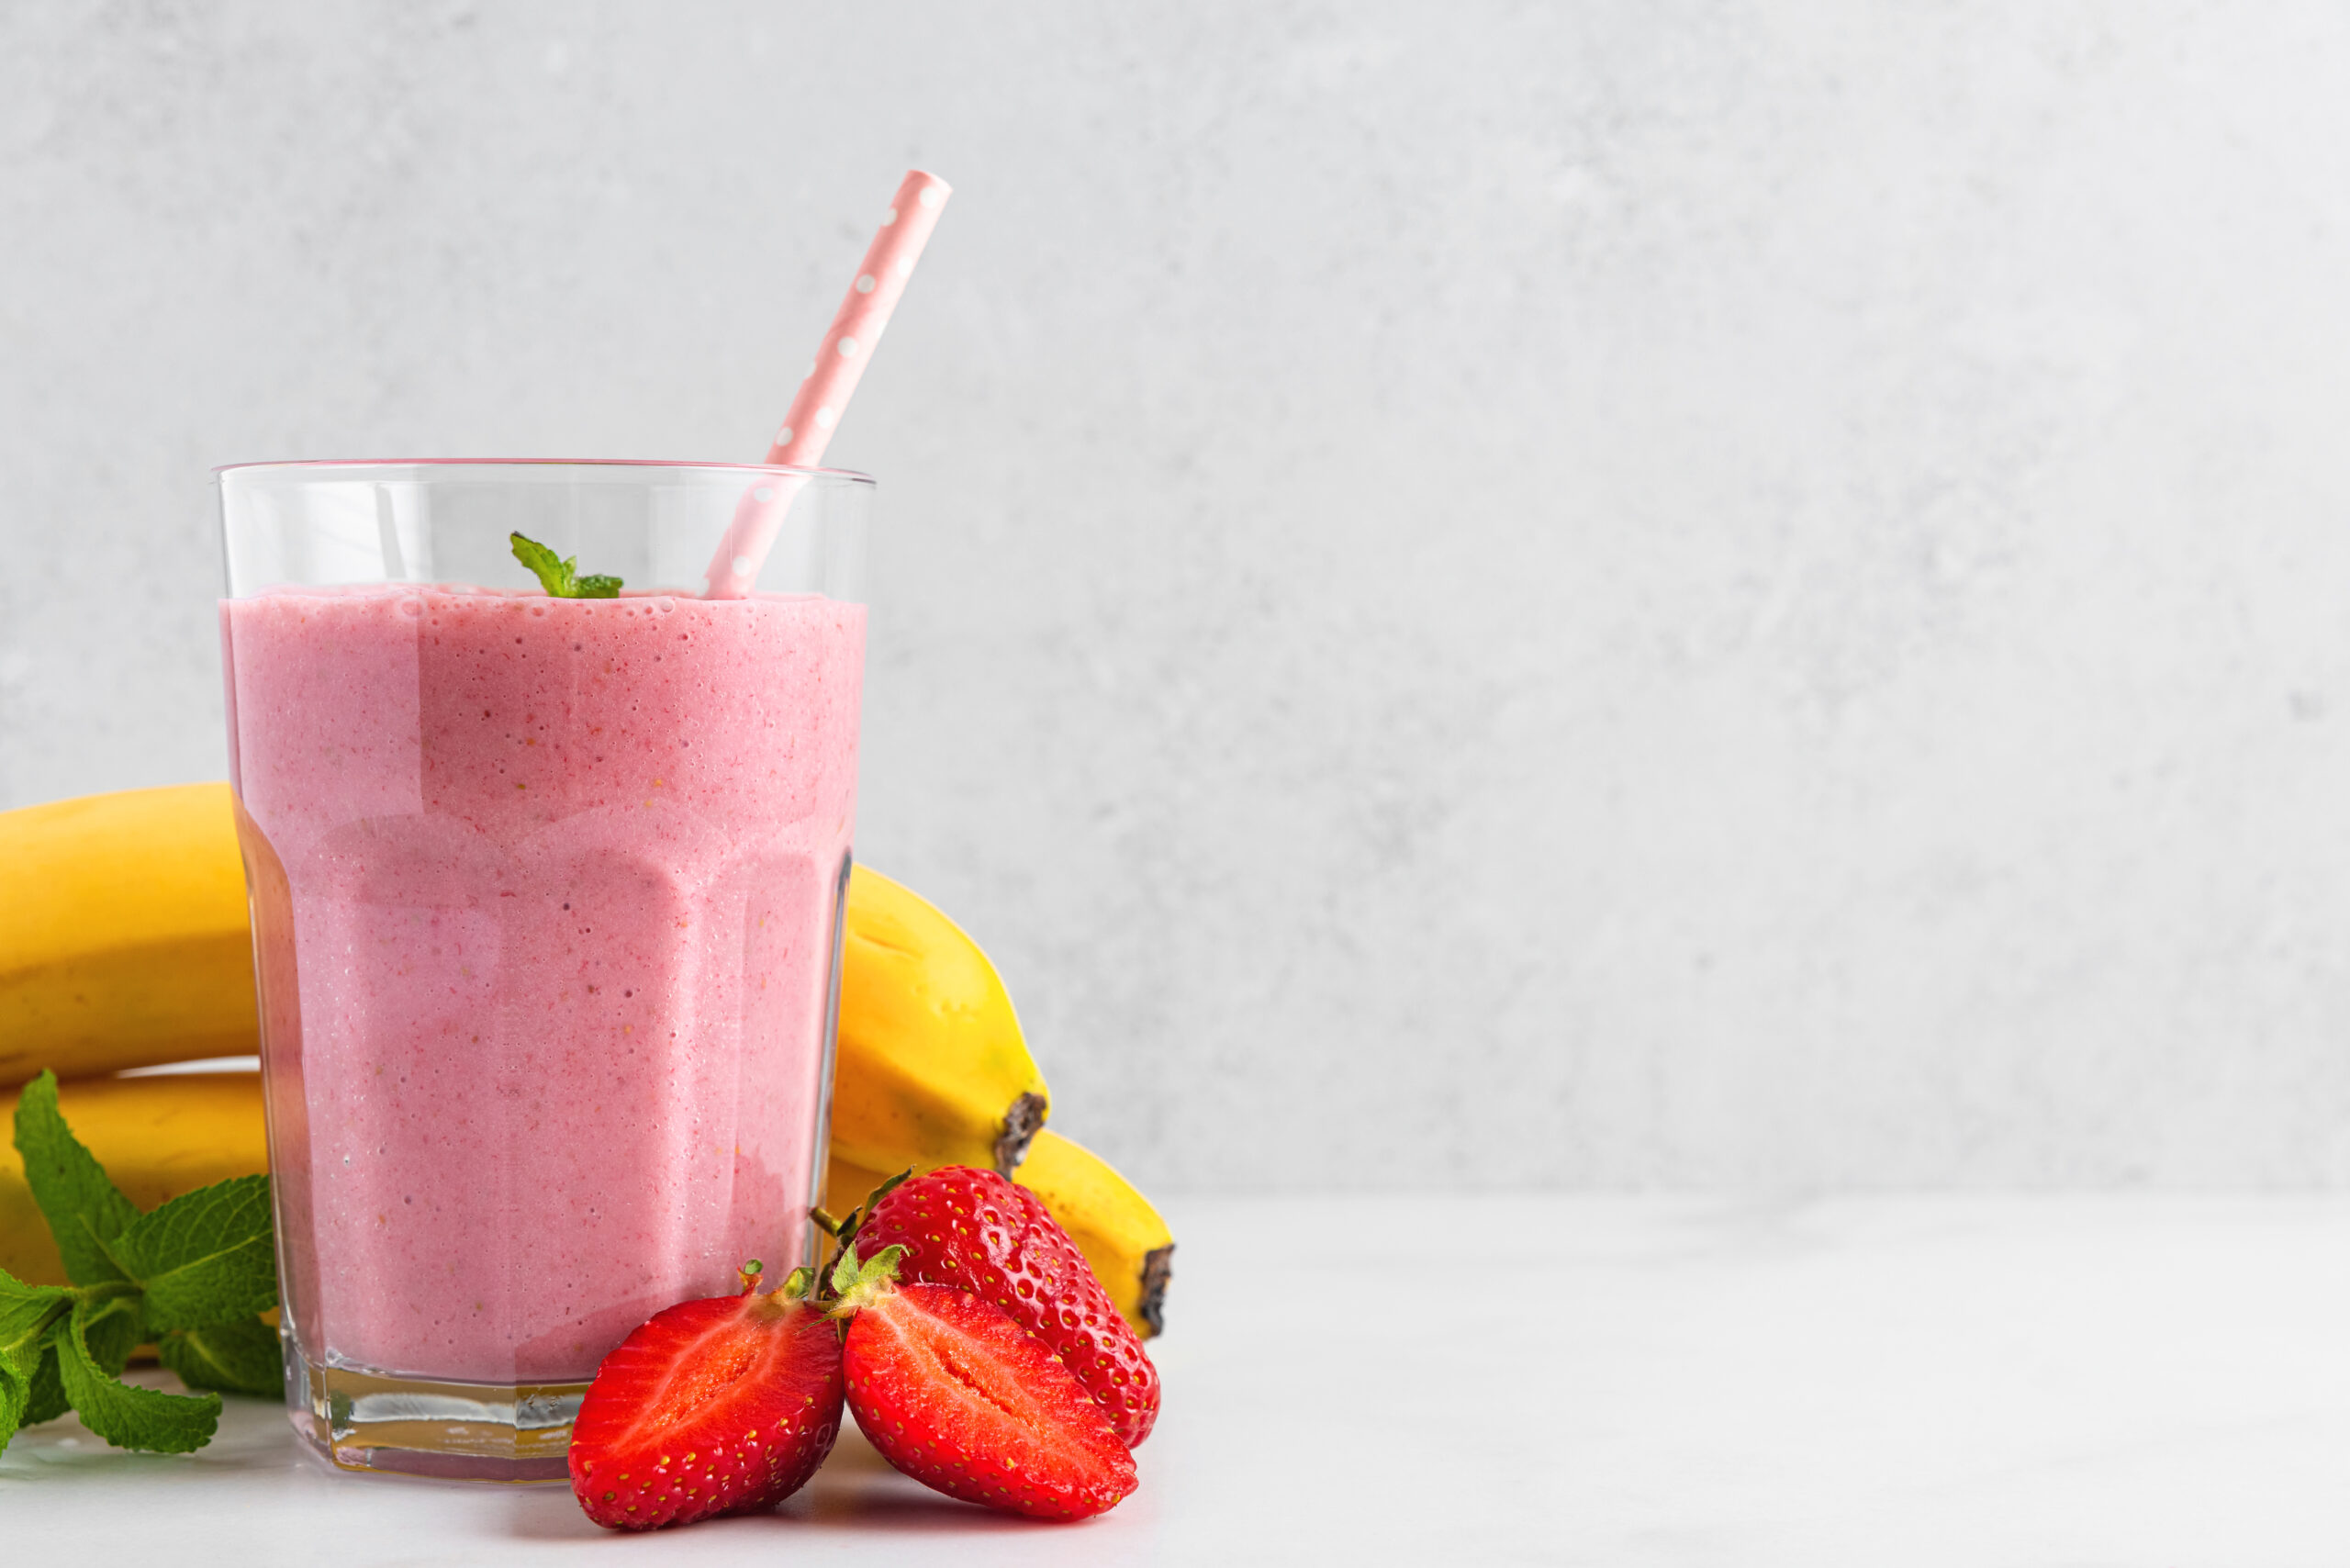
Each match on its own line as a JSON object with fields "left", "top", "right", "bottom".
{"left": 832, "top": 1244, "right": 1136, "bottom": 1519}
{"left": 568, "top": 1262, "right": 844, "bottom": 1531}
{"left": 855, "top": 1164, "right": 1160, "bottom": 1447}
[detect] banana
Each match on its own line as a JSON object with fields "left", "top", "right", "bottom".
{"left": 823, "top": 1128, "right": 1174, "bottom": 1339}
{"left": 0, "top": 784, "right": 258, "bottom": 1086}
{"left": 831, "top": 864, "right": 1050, "bottom": 1177}
{"left": 0, "top": 1072, "right": 271, "bottom": 1287}
{"left": 3, "top": 791, "right": 1052, "bottom": 1182}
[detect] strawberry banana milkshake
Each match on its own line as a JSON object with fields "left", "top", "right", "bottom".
{"left": 221, "top": 587, "right": 863, "bottom": 1405}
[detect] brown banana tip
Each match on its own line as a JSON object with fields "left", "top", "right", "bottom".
{"left": 992, "top": 1092, "right": 1049, "bottom": 1175}
{"left": 1137, "top": 1243, "right": 1174, "bottom": 1338}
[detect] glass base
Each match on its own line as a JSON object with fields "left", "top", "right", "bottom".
{"left": 288, "top": 1346, "right": 587, "bottom": 1483}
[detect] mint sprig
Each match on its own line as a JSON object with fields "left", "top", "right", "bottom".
{"left": 510, "top": 532, "right": 622, "bottom": 599}
{"left": 112, "top": 1175, "right": 275, "bottom": 1331}
{"left": 13, "top": 1072, "right": 139, "bottom": 1288}
{"left": 2, "top": 1070, "right": 282, "bottom": 1453}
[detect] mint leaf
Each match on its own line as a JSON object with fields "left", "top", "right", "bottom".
{"left": 0, "top": 1272, "right": 71, "bottom": 1362}
{"left": 509, "top": 532, "right": 575, "bottom": 594}
{"left": 11, "top": 1071, "right": 138, "bottom": 1288}
{"left": 158, "top": 1317, "right": 282, "bottom": 1397}
{"left": 20, "top": 1344, "right": 66, "bottom": 1428}
{"left": 0, "top": 1271, "right": 73, "bottom": 1442}
{"left": 76, "top": 1285, "right": 144, "bottom": 1376}
{"left": 111, "top": 1174, "right": 275, "bottom": 1332}
{"left": 55, "top": 1298, "right": 218, "bottom": 1453}
{"left": 510, "top": 532, "right": 622, "bottom": 599}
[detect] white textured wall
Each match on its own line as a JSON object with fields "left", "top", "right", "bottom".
{"left": 7, "top": 3, "right": 2350, "bottom": 1191}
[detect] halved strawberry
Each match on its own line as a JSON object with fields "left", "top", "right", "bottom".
{"left": 833, "top": 1245, "right": 1137, "bottom": 1520}
{"left": 854, "top": 1165, "right": 1161, "bottom": 1447}
{"left": 567, "top": 1262, "right": 844, "bottom": 1531}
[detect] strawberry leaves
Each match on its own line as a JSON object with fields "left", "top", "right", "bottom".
{"left": 826, "top": 1242, "right": 906, "bottom": 1315}
{"left": 806, "top": 1167, "right": 912, "bottom": 1296}
{"left": 2, "top": 1070, "right": 283, "bottom": 1454}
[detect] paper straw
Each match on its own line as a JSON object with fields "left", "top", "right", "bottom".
{"left": 702, "top": 169, "right": 953, "bottom": 598}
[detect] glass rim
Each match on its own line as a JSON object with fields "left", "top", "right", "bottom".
{"left": 213, "top": 456, "right": 876, "bottom": 486}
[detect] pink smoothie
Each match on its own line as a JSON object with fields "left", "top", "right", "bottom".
{"left": 220, "top": 586, "right": 863, "bottom": 1384}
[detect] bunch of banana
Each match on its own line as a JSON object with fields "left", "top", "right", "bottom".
{"left": 0, "top": 786, "right": 1174, "bottom": 1337}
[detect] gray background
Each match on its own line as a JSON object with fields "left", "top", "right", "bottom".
{"left": 7, "top": 2, "right": 2350, "bottom": 1193}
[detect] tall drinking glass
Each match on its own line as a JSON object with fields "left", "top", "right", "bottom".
{"left": 216, "top": 461, "right": 870, "bottom": 1480}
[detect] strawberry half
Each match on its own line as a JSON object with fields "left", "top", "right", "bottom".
{"left": 568, "top": 1262, "right": 844, "bottom": 1531}
{"left": 832, "top": 1246, "right": 1137, "bottom": 1520}
{"left": 854, "top": 1165, "right": 1161, "bottom": 1447}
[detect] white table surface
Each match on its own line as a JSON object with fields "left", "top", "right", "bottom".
{"left": 6, "top": 1195, "right": 2347, "bottom": 1566}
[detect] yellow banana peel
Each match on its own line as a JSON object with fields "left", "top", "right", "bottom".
{"left": 831, "top": 864, "right": 1050, "bottom": 1176}
{"left": 0, "top": 784, "right": 258, "bottom": 1085}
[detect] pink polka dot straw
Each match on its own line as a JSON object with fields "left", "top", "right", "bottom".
{"left": 702, "top": 169, "right": 953, "bottom": 599}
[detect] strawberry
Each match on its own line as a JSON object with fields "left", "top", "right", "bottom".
{"left": 852, "top": 1165, "right": 1161, "bottom": 1447}
{"left": 567, "top": 1262, "right": 844, "bottom": 1531}
{"left": 832, "top": 1245, "right": 1137, "bottom": 1519}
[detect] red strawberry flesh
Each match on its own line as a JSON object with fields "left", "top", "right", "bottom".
{"left": 857, "top": 1165, "right": 1161, "bottom": 1446}
{"left": 568, "top": 1285, "right": 843, "bottom": 1531}
{"left": 844, "top": 1280, "right": 1137, "bottom": 1520}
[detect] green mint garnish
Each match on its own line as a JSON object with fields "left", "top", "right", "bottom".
{"left": 110, "top": 1175, "right": 276, "bottom": 1332}
{"left": 2, "top": 1070, "right": 282, "bottom": 1455}
{"left": 56, "top": 1296, "right": 218, "bottom": 1454}
{"left": 156, "top": 1316, "right": 284, "bottom": 1396}
{"left": 510, "top": 532, "right": 622, "bottom": 599}
{"left": 13, "top": 1072, "right": 139, "bottom": 1289}
{"left": 0, "top": 1279, "right": 73, "bottom": 1435}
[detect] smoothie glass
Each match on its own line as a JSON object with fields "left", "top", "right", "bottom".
{"left": 216, "top": 461, "right": 869, "bottom": 1480}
